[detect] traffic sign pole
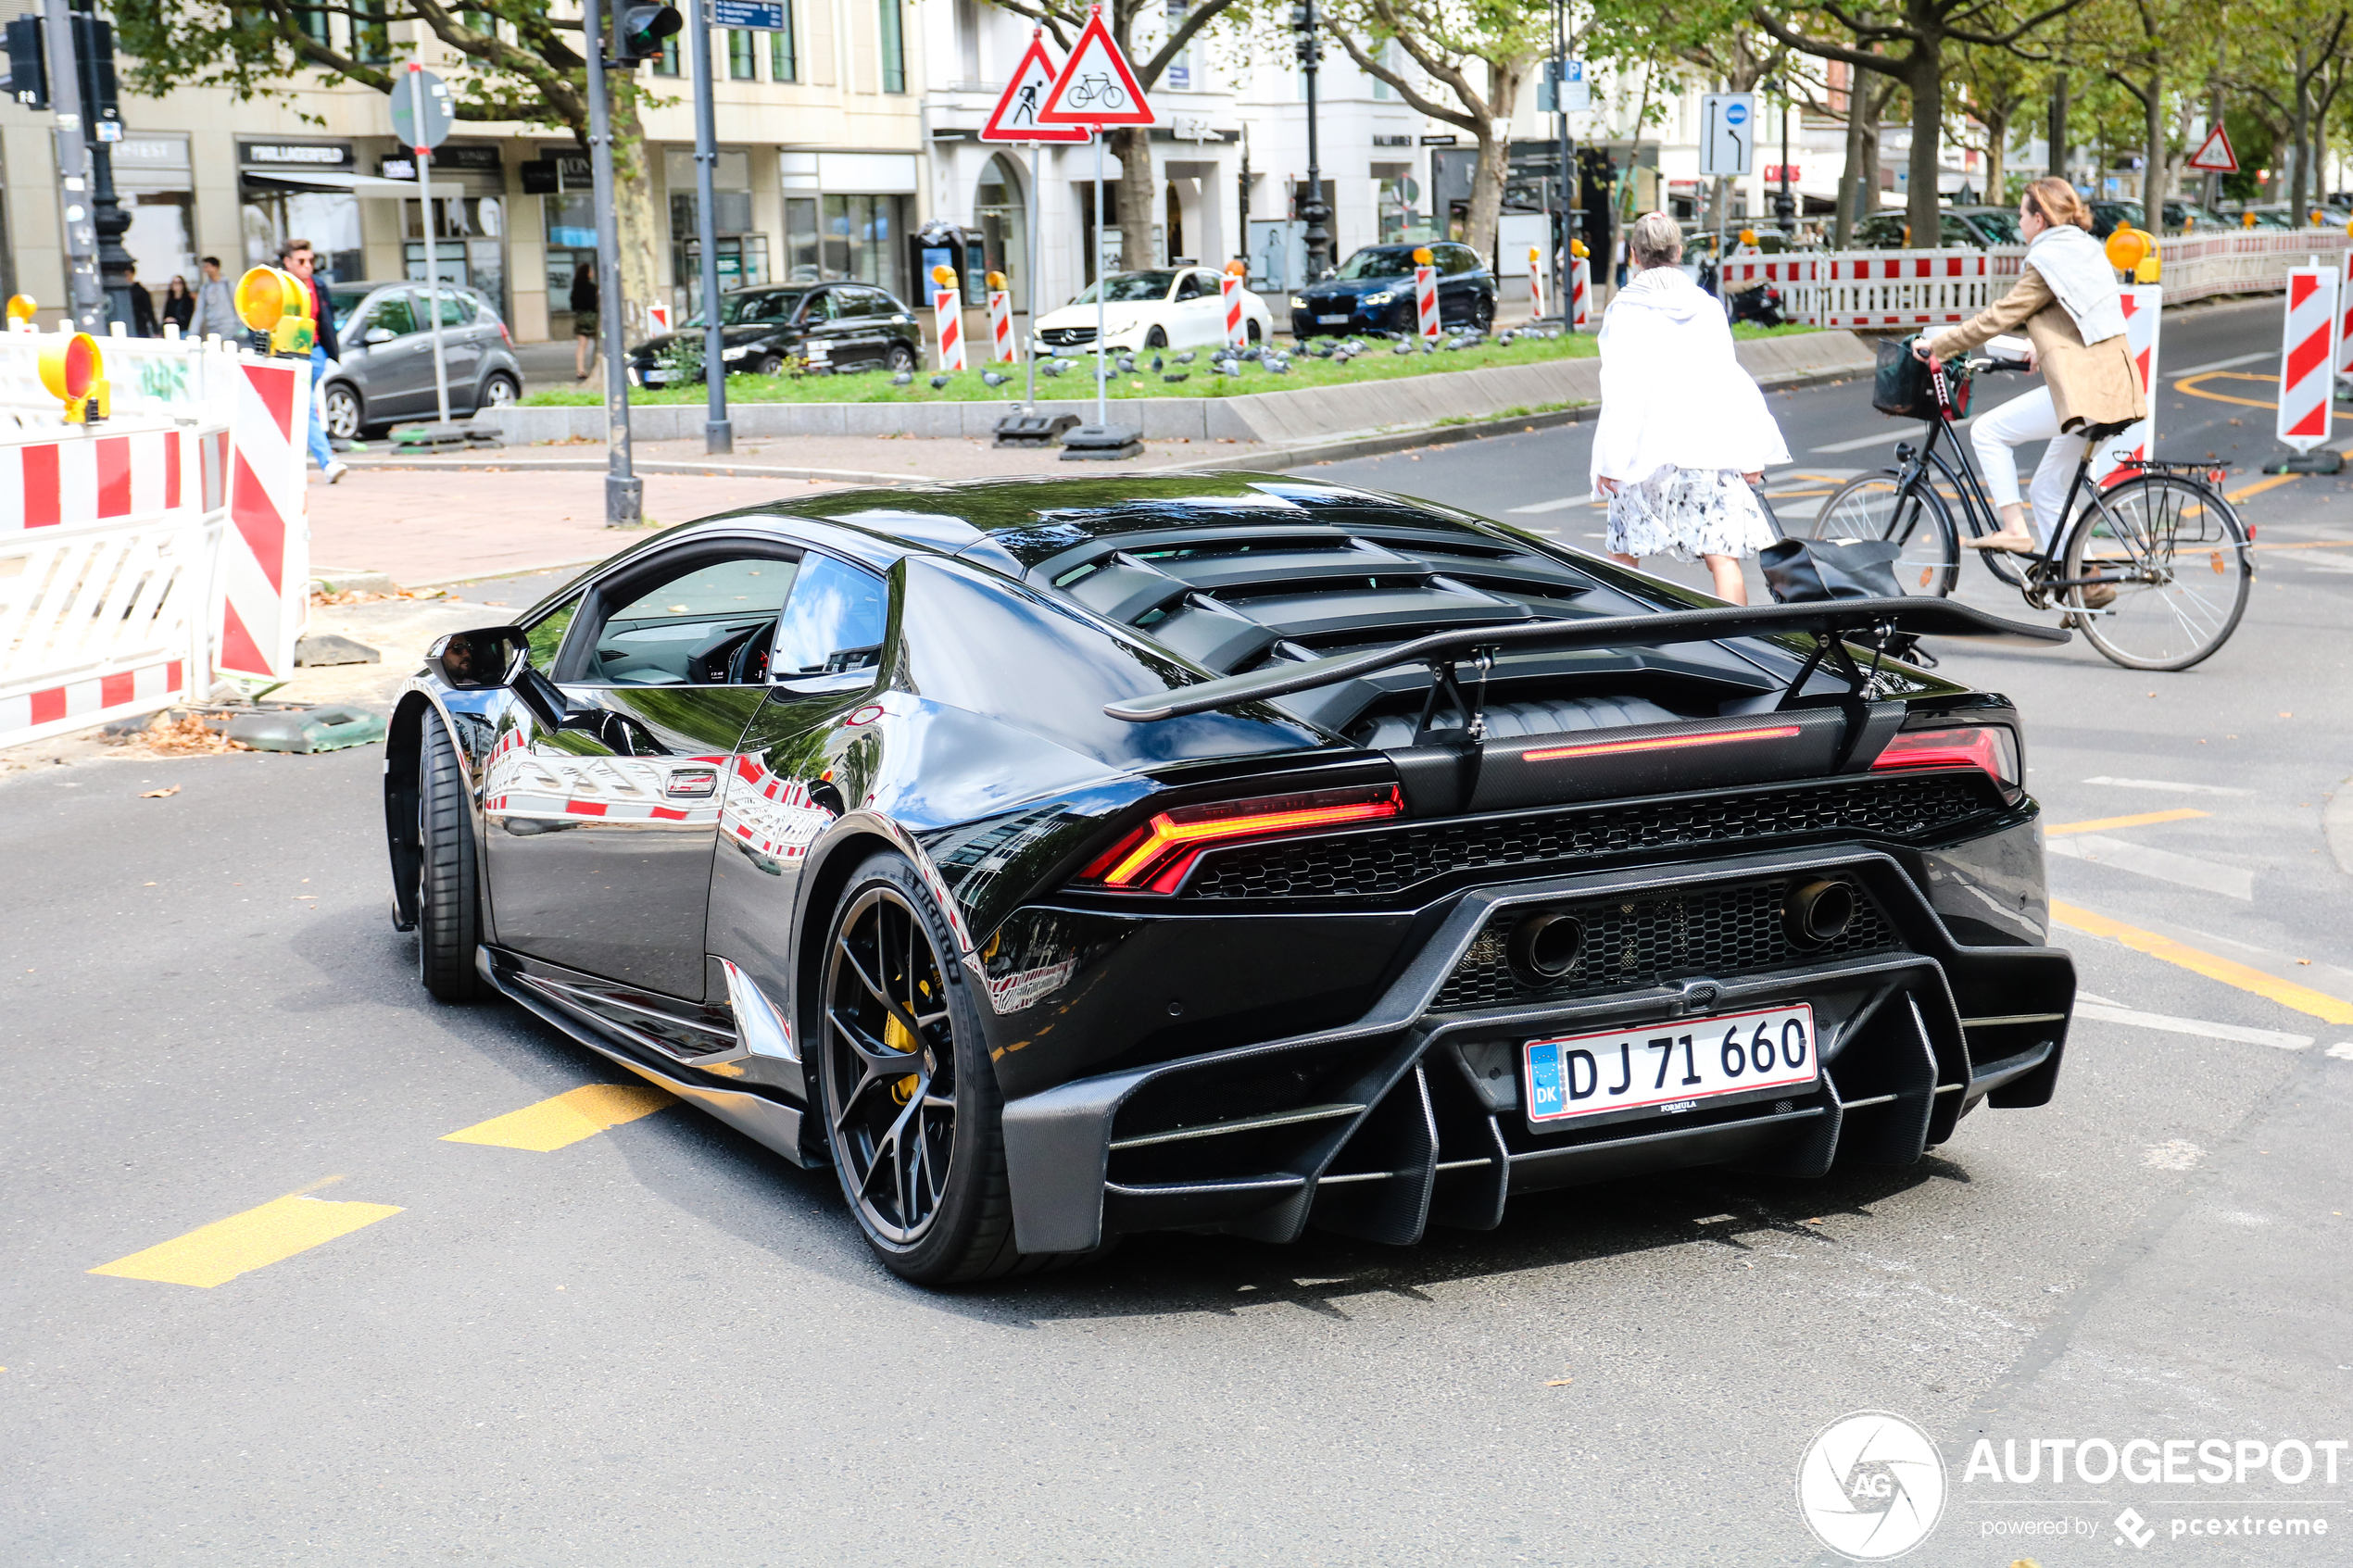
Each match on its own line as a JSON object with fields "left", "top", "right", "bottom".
{"left": 687, "top": 0, "right": 731, "bottom": 453}
{"left": 980, "top": 29, "right": 1088, "bottom": 412}
{"left": 408, "top": 65, "right": 451, "bottom": 424}
{"left": 584, "top": 0, "right": 640, "bottom": 524}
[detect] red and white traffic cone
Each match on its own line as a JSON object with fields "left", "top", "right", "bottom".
{"left": 931, "top": 266, "right": 965, "bottom": 372}
{"left": 2277, "top": 260, "right": 2337, "bottom": 459}
{"left": 986, "top": 272, "right": 1016, "bottom": 365}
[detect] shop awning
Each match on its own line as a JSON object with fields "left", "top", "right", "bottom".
{"left": 238, "top": 170, "right": 434, "bottom": 196}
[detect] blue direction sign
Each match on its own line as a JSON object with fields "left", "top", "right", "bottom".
{"left": 712, "top": 0, "right": 787, "bottom": 28}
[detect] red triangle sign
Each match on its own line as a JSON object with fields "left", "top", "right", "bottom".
{"left": 2187, "top": 123, "right": 2238, "bottom": 174}
{"left": 1037, "top": 6, "right": 1154, "bottom": 127}
{"left": 981, "top": 32, "right": 1091, "bottom": 143}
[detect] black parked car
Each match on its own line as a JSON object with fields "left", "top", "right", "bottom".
{"left": 1290, "top": 242, "right": 1497, "bottom": 336}
{"left": 628, "top": 282, "right": 924, "bottom": 384}
{"left": 387, "top": 475, "right": 2076, "bottom": 1286}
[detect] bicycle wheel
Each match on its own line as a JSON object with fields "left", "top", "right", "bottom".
{"left": 2061, "top": 472, "right": 2250, "bottom": 671}
{"left": 1809, "top": 470, "right": 1958, "bottom": 596}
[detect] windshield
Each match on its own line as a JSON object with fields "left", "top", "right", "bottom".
{"left": 683, "top": 288, "right": 811, "bottom": 328}
{"left": 1070, "top": 271, "right": 1178, "bottom": 305}
{"left": 328, "top": 287, "right": 372, "bottom": 318}
{"left": 1333, "top": 246, "right": 1421, "bottom": 280}
{"left": 1966, "top": 210, "right": 2023, "bottom": 244}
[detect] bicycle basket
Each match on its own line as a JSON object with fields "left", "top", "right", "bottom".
{"left": 1871, "top": 336, "right": 1936, "bottom": 417}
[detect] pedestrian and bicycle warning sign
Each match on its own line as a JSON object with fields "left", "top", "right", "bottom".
{"left": 1037, "top": 6, "right": 1154, "bottom": 126}
{"left": 2187, "top": 124, "right": 2238, "bottom": 174}
{"left": 980, "top": 31, "right": 1090, "bottom": 143}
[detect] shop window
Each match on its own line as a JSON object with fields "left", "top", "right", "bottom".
{"left": 352, "top": 6, "right": 390, "bottom": 63}
{"left": 785, "top": 196, "right": 820, "bottom": 281}
{"left": 770, "top": 6, "right": 798, "bottom": 82}
{"left": 728, "top": 29, "right": 756, "bottom": 79}
{"left": 821, "top": 194, "right": 903, "bottom": 295}
{"left": 878, "top": 0, "right": 906, "bottom": 93}
{"left": 975, "top": 155, "right": 1028, "bottom": 312}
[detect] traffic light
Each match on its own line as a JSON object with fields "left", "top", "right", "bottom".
{"left": 1289, "top": 2, "right": 1321, "bottom": 64}
{"left": 6, "top": 17, "right": 45, "bottom": 109}
{"left": 610, "top": 1, "right": 682, "bottom": 67}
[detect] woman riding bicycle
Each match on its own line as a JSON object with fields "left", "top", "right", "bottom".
{"left": 1913, "top": 177, "right": 2145, "bottom": 556}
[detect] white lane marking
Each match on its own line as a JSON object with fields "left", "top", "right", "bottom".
{"left": 2046, "top": 834, "right": 2254, "bottom": 899}
{"left": 2082, "top": 776, "right": 2258, "bottom": 797}
{"left": 1508, "top": 492, "right": 1596, "bottom": 513}
{"left": 1813, "top": 420, "right": 1972, "bottom": 455}
{"left": 2073, "top": 998, "right": 2311, "bottom": 1050}
{"left": 2167, "top": 349, "right": 2273, "bottom": 378}
{"left": 2144, "top": 1138, "right": 2203, "bottom": 1170}
{"left": 2329, "top": 1042, "right": 2353, "bottom": 1060}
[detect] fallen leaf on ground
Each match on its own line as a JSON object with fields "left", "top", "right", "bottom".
{"left": 139, "top": 784, "right": 180, "bottom": 798}
{"left": 1806, "top": 1217, "right": 1825, "bottom": 1225}
{"left": 1545, "top": 1378, "right": 1574, "bottom": 1386}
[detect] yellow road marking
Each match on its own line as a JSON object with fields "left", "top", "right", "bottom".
{"left": 2174, "top": 370, "right": 2279, "bottom": 410}
{"left": 2045, "top": 808, "right": 2210, "bottom": 836}
{"left": 90, "top": 1189, "right": 402, "bottom": 1289}
{"left": 2227, "top": 472, "right": 2305, "bottom": 504}
{"left": 2250, "top": 537, "right": 2353, "bottom": 550}
{"left": 441, "top": 1082, "right": 673, "bottom": 1152}
{"left": 2054, "top": 902, "right": 2353, "bottom": 1026}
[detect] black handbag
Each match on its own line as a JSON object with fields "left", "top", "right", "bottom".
{"left": 1759, "top": 537, "right": 1906, "bottom": 602}
{"left": 1872, "top": 333, "right": 1972, "bottom": 419}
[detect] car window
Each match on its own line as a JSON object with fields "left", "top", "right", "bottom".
{"left": 1441, "top": 245, "right": 1479, "bottom": 275}
{"left": 771, "top": 554, "right": 887, "bottom": 677}
{"left": 800, "top": 291, "right": 839, "bottom": 323}
{"left": 1967, "top": 209, "right": 2022, "bottom": 244}
{"left": 585, "top": 555, "right": 799, "bottom": 686}
{"left": 1333, "top": 245, "right": 1418, "bottom": 279}
{"left": 367, "top": 294, "right": 421, "bottom": 336}
{"left": 525, "top": 596, "right": 580, "bottom": 668}
{"left": 1073, "top": 271, "right": 1180, "bottom": 304}
{"left": 855, "top": 288, "right": 900, "bottom": 318}
{"left": 1174, "top": 272, "right": 1203, "bottom": 301}
{"left": 416, "top": 290, "right": 475, "bottom": 329}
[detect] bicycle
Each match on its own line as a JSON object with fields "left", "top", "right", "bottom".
{"left": 1806, "top": 348, "right": 2252, "bottom": 671}
{"left": 1064, "top": 74, "right": 1126, "bottom": 110}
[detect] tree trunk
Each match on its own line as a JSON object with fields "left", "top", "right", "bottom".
{"left": 2142, "top": 74, "right": 2164, "bottom": 230}
{"left": 1906, "top": 55, "right": 1944, "bottom": 244}
{"left": 1466, "top": 129, "right": 1507, "bottom": 257}
{"left": 1836, "top": 79, "right": 1869, "bottom": 245}
{"left": 1110, "top": 124, "right": 1157, "bottom": 265}
{"left": 2291, "top": 49, "right": 2310, "bottom": 219}
{"left": 1984, "top": 107, "right": 2009, "bottom": 207}
{"left": 2048, "top": 73, "right": 2068, "bottom": 179}
{"left": 610, "top": 94, "right": 662, "bottom": 345}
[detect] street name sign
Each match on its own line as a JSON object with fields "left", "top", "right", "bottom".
{"left": 711, "top": 0, "right": 788, "bottom": 28}
{"left": 981, "top": 31, "right": 1090, "bottom": 143}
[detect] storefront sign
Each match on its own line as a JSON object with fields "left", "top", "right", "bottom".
{"left": 378, "top": 144, "right": 501, "bottom": 180}
{"left": 240, "top": 142, "right": 352, "bottom": 167}
{"left": 1418, "top": 134, "right": 1457, "bottom": 146}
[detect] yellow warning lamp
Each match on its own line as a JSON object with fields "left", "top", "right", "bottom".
{"left": 2104, "top": 226, "right": 2160, "bottom": 282}
{"left": 1569, "top": 238, "right": 1590, "bottom": 259}
{"left": 986, "top": 270, "right": 1008, "bottom": 290}
{"left": 1412, "top": 246, "right": 1434, "bottom": 266}
{"left": 2315, "top": 208, "right": 2330, "bottom": 226}
{"left": 930, "top": 264, "right": 956, "bottom": 291}
{"left": 2243, "top": 210, "right": 2259, "bottom": 229}
{"left": 38, "top": 331, "right": 109, "bottom": 424}
{"left": 233, "top": 266, "right": 315, "bottom": 356}
{"left": 1739, "top": 228, "right": 1757, "bottom": 247}
{"left": 5, "top": 294, "right": 36, "bottom": 330}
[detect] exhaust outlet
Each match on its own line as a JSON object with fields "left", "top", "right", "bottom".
{"left": 1782, "top": 880, "right": 1856, "bottom": 948}
{"left": 1507, "top": 910, "right": 1585, "bottom": 981}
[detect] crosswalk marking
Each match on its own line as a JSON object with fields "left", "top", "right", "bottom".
{"left": 90, "top": 1188, "right": 402, "bottom": 1289}
{"left": 441, "top": 1083, "right": 673, "bottom": 1152}
{"left": 2045, "top": 807, "right": 2209, "bottom": 836}
{"left": 2082, "top": 776, "right": 2256, "bottom": 797}
{"left": 2048, "top": 834, "right": 2252, "bottom": 899}
{"left": 1506, "top": 492, "right": 1596, "bottom": 514}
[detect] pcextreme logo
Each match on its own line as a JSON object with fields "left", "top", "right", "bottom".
{"left": 1797, "top": 1411, "right": 1948, "bottom": 1561}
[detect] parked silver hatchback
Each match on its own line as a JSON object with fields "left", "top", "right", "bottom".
{"left": 321, "top": 282, "right": 524, "bottom": 438}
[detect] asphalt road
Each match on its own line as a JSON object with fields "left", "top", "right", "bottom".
{"left": 6, "top": 296, "right": 2353, "bottom": 1567}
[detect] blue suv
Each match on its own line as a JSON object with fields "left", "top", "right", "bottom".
{"left": 1289, "top": 242, "right": 1497, "bottom": 337}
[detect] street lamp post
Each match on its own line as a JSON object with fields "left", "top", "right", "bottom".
{"left": 686, "top": 0, "right": 731, "bottom": 454}
{"left": 584, "top": 0, "right": 641, "bottom": 526}
{"left": 1778, "top": 83, "right": 1793, "bottom": 235}
{"left": 1291, "top": 0, "right": 1328, "bottom": 279}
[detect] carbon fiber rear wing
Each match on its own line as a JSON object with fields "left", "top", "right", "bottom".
{"left": 1102, "top": 597, "right": 2067, "bottom": 723}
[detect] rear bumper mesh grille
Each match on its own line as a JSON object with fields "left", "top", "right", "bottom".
{"left": 1183, "top": 773, "right": 1994, "bottom": 900}
{"left": 1431, "top": 875, "right": 1901, "bottom": 1011}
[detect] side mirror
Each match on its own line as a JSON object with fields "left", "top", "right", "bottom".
{"left": 364, "top": 326, "right": 396, "bottom": 345}
{"left": 425, "top": 625, "right": 527, "bottom": 690}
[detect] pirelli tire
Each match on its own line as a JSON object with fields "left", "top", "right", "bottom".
{"left": 414, "top": 711, "right": 484, "bottom": 1002}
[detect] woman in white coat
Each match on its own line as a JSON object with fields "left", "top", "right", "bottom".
{"left": 1589, "top": 211, "right": 1791, "bottom": 603}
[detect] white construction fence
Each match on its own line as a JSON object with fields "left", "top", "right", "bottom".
{"left": 1, "top": 323, "right": 310, "bottom": 746}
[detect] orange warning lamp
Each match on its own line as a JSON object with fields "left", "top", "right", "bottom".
{"left": 2243, "top": 210, "right": 2258, "bottom": 229}
{"left": 1225, "top": 258, "right": 1246, "bottom": 276}
{"left": 930, "top": 264, "right": 956, "bottom": 289}
{"left": 234, "top": 265, "right": 316, "bottom": 356}
{"left": 5, "top": 294, "right": 35, "bottom": 329}
{"left": 1569, "top": 238, "right": 1589, "bottom": 259}
{"left": 2314, "top": 208, "right": 2330, "bottom": 226}
{"left": 1739, "top": 228, "right": 1757, "bottom": 247}
{"left": 38, "top": 332, "right": 109, "bottom": 424}
{"left": 986, "top": 270, "right": 1007, "bottom": 290}
{"left": 2104, "top": 226, "right": 2160, "bottom": 282}
{"left": 1412, "top": 246, "right": 1433, "bottom": 266}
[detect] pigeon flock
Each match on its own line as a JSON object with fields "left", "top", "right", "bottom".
{"left": 845, "top": 322, "right": 1573, "bottom": 401}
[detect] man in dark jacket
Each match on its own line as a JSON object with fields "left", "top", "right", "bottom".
{"left": 278, "top": 239, "right": 346, "bottom": 482}
{"left": 124, "top": 263, "right": 158, "bottom": 337}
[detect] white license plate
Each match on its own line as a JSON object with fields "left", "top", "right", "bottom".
{"left": 805, "top": 342, "right": 829, "bottom": 359}
{"left": 1524, "top": 1004, "right": 1818, "bottom": 1125}
{"left": 1316, "top": 313, "right": 1353, "bottom": 324}
{"left": 643, "top": 369, "right": 670, "bottom": 383}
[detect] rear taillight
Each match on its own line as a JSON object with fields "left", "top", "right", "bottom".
{"left": 498, "top": 321, "right": 512, "bottom": 346}
{"left": 1082, "top": 784, "right": 1403, "bottom": 894}
{"left": 1870, "top": 723, "right": 2021, "bottom": 797}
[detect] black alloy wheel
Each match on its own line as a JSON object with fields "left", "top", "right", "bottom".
{"left": 1473, "top": 295, "right": 1495, "bottom": 332}
{"left": 1144, "top": 325, "right": 1169, "bottom": 348}
{"left": 413, "top": 714, "right": 482, "bottom": 1001}
{"left": 818, "top": 852, "right": 1037, "bottom": 1284}
{"left": 886, "top": 343, "right": 917, "bottom": 373}
{"left": 1246, "top": 319, "right": 1263, "bottom": 343}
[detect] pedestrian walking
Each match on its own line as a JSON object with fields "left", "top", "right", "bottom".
{"left": 192, "top": 257, "right": 239, "bottom": 341}
{"left": 161, "top": 274, "right": 195, "bottom": 335}
{"left": 571, "top": 259, "right": 599, "bottom": 382}
{"left": 1589, "top": 210, "right": 1791, "bottom": 605}
{"left": 277, "top": 238, "right": 347, "bottom": 484}
{"left": 1915, "top": 177, "right": 2145, "bottom": 555}
{"left": 123, "top": 264, "right": 157, "bottom": 337}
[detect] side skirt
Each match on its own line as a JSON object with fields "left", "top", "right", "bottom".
{"left": 476, "top": 947, "right": 816, "bottom": 1169}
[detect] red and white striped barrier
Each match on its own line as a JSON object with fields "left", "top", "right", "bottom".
{"left": 2277, "top": 262, "right": 2338, "bottom": 453}
{"left": 1815, "top": 250, "right": 1991, "bottom": 330}
{"left": 215, "top": 358, "right": 311, "bottom": 682}
{"left": 1221, "top": 270, "right": 1246, "bottom": 350}
{"left": 1415, "top": 264, "right": 1440, "bottom": 340}
{"left": 933, "top": 286, "right": 966, "bottom": 372}
{"left": 1569, "top": 258, "right": 1591, "bottom": 330}
{"left": 1528, "top": 247, "right": 1547, "bottom": 322}
{"left": 987, "top": 286, "right": 1016, "bottom": 365}
{"left": 2094, "top": 285, "right": 2162, "bottom": 484}
{"left": 2339, "top": 250, "right": 2353, "bottom": 377}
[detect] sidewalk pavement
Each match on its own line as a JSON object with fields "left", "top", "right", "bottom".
{"left": 311, "top": 432, "right": 1272, "bottom": 586}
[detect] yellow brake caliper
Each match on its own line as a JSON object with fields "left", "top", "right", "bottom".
{"left": 886, "top": 973, "right": 933, "bottom": 1105}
